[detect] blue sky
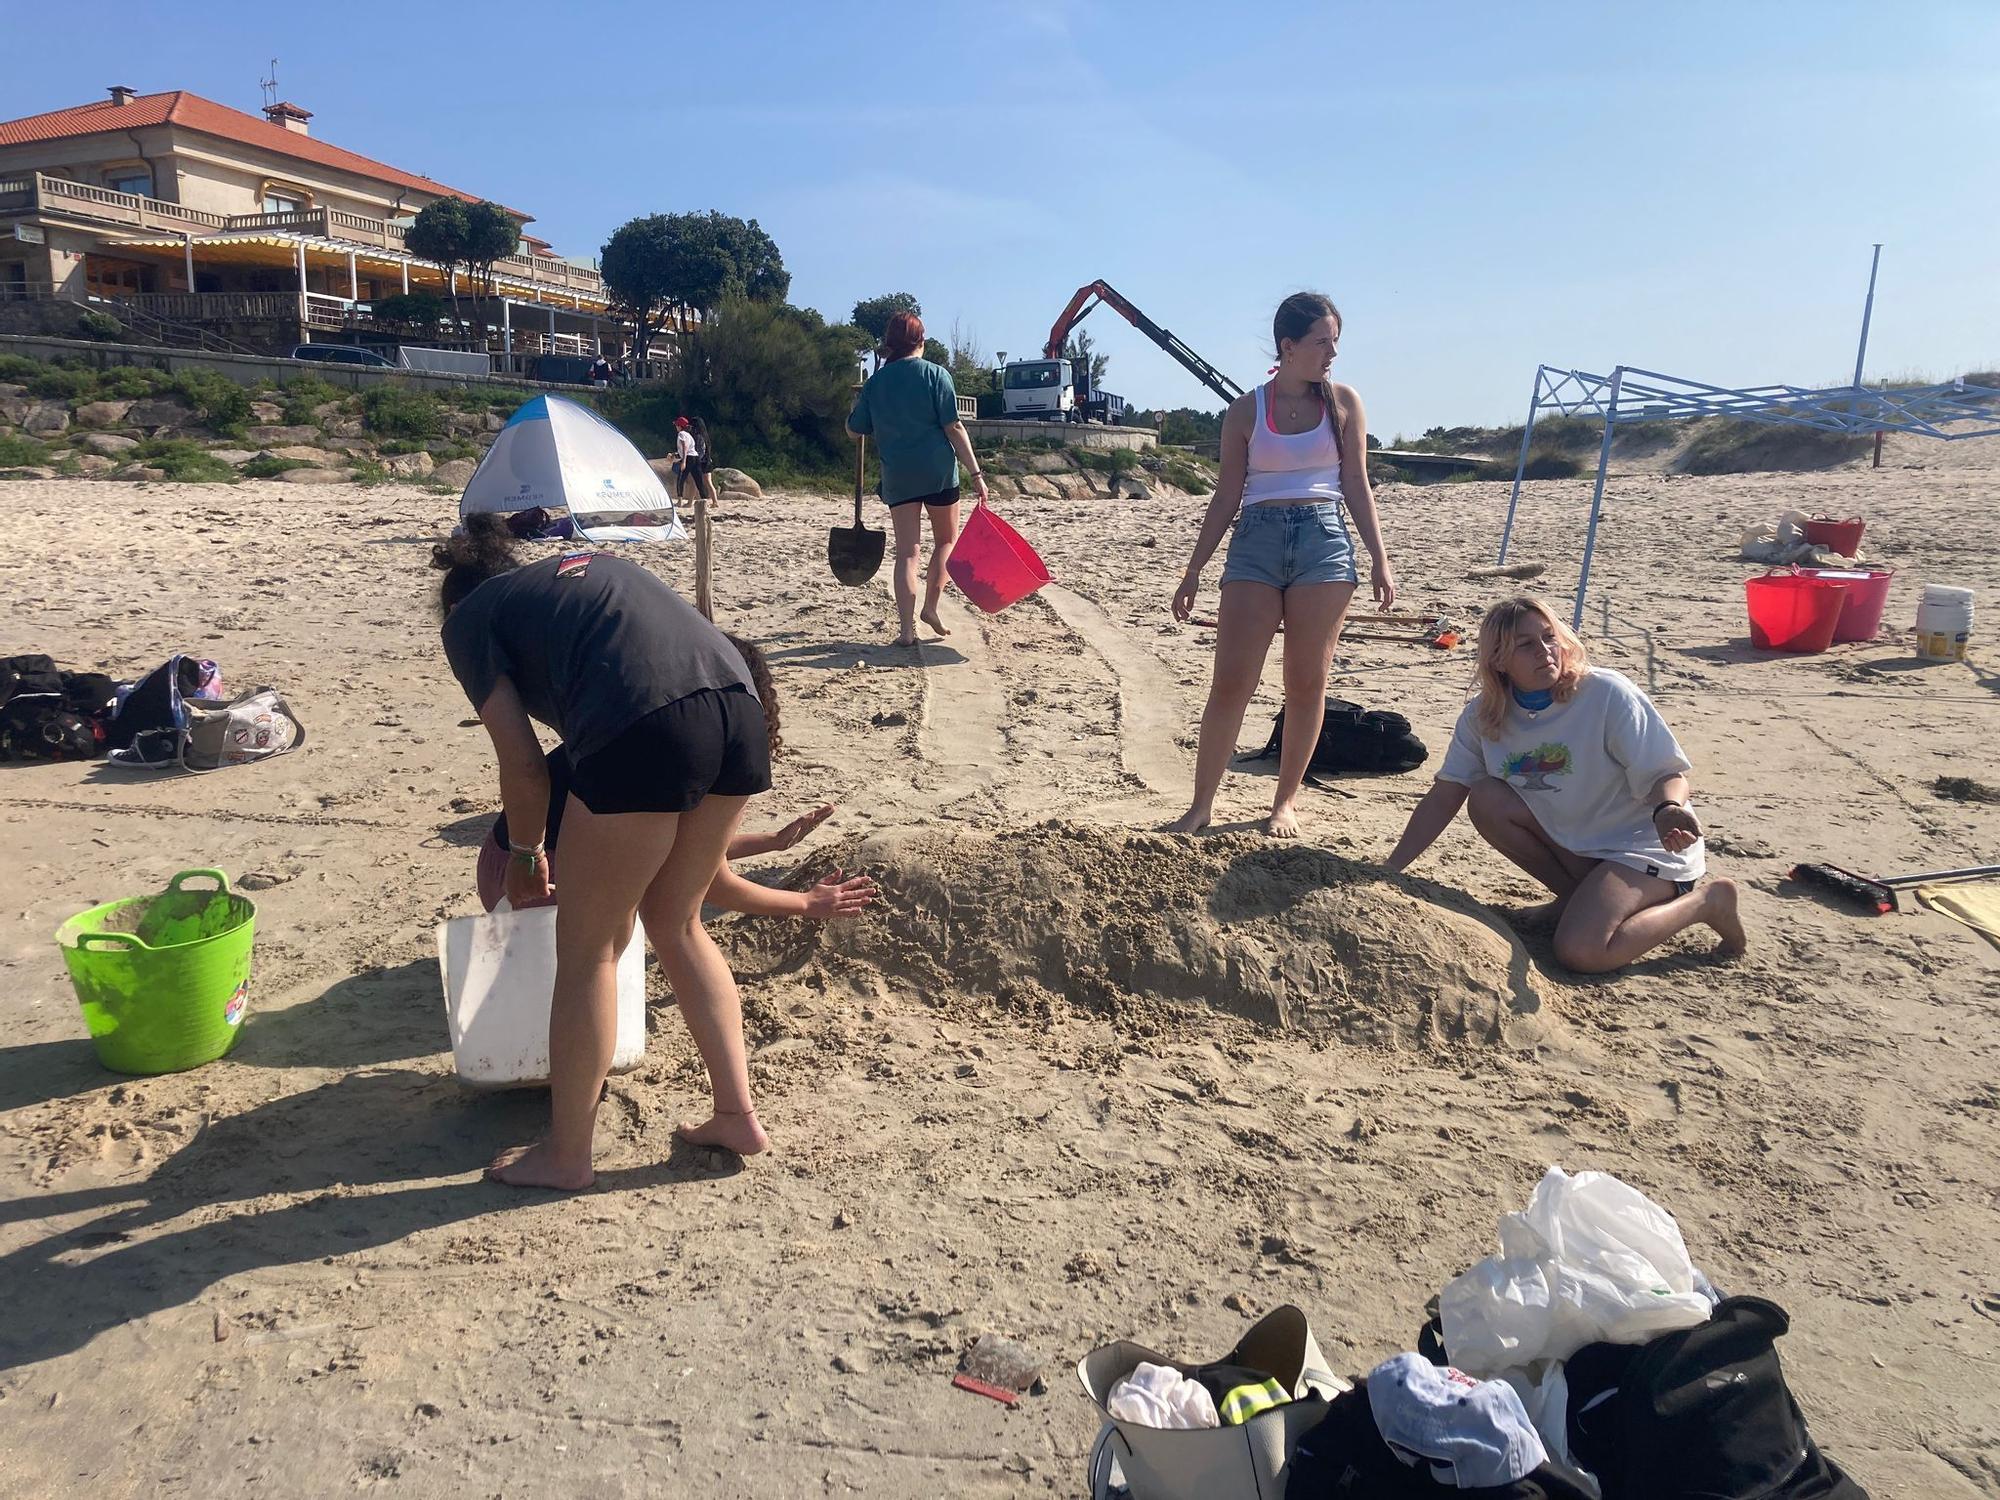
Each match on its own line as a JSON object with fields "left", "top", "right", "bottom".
{"left": 7, "top": 2, "right": 1997, "bottom": 436}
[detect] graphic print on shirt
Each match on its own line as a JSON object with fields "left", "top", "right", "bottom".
{"left": 555, "top": 551, "right": 593, "bottom": 578}
{"left": 1502, "top": 740, "right": 1573, "bottom": 792}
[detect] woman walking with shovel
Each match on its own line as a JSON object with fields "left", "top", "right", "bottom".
{"left": 847, "top": 312, "right": 988, "bottom": 646}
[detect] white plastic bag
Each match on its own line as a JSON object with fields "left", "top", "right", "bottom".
{"left": 1440, "top": 1166, "right": 1713, "bottom": 1377}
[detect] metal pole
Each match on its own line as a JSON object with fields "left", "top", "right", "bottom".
{"left": 1850, "top": 243, "right": 1882, "bottom": 392}
{"left": 401, "top": 259, "right": 409, "bottom": 294}
{"left": 347, "top": 250, "right": 357, "bottom": 302}
{"left": 502, "top": 298, "right": 512, "bottom": 356}
{"left": 1497, "top": 365, "right": 1547, "bottom": 563}
{"left": 1571, "top": 367, "right": 1624, "bottom": 631}
{"left": 182, "top": 232, "right": 195, "bottom": 293}
{"left": 296, "top": 240, "right": 307, "bottom": 327}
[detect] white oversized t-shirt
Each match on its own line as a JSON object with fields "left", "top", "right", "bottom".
{"left": 1436, "top": 667, "right": 1704, "bottom": 883}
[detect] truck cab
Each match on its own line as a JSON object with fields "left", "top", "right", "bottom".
{"left": 1001, "top": 358, "right": 1073, "bottom": 421}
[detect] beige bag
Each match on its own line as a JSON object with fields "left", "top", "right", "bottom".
{"left": 1078, "top": 1305, "right": 1350, "bottom": 1500}
{"left": 182, "top": 688, "right": 305, "bottom": 771}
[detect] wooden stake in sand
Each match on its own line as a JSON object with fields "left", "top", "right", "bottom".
{"left": 1465, "top": 561, "right": 1546, "bottom": 581}
{"left": 694, "top": 497, "right": 714, "bottom": 621}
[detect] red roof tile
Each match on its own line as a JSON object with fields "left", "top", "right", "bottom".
{"left": 0, "top": 90, "right": 528, "bottom": 220}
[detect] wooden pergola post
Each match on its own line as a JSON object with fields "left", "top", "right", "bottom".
{"left": 694, "top": 498, "right": 713, "bottom": 621}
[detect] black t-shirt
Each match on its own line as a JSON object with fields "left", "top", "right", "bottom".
{"left": 441, "top": 551, "right": 750, "bottom": 757}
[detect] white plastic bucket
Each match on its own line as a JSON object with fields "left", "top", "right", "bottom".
{"left": 436, "top": 903, "right": 646, "bottom": 1088}
{"left": 1914, "top": 584, "right": 1975, "bottom": 661}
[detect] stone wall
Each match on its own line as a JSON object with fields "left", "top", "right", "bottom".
{"left": 961, "top": 418, "right": 1155, "bottom": 452}
{"left": 0, "top": 334, "right": 578, "bottom": 397}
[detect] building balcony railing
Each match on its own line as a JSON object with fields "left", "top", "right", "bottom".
{"left": 1, "top": 173, "right": 605, "bottom": 300}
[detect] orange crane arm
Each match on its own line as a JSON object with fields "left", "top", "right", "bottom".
{"left": 1040, "top": 280, "right": 1244, "bottom": 407}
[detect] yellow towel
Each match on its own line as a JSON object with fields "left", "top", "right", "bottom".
{"left": 1916, "top": 880, "right": 2000, "bottom": 951}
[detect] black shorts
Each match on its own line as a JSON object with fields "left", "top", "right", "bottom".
{"left": 568, "top": 685, "right": 771, "bottom": 815}
{"left": 885, "top": 484, "right": 960, "bottom": 509}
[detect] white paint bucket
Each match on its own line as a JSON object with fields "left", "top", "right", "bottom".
{"left": 436, "top": 902, "right": 646, "bottom": 1088}
{"left": 1914, "top": 584, "right": 1975, "bottom": 661}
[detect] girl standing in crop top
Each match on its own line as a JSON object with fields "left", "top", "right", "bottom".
{"left": 1170, "top": 292, "right": 1396, "bottom": 837}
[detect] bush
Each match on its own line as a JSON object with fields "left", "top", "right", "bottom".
{"left": 1072, "top": 446, "right": 1140, "bottom": 475}
{"left": 132, "top": 438, "right": 239, "bottom": 483}
{"left": 280, "top": 376, "right": 343, "bottom": 426}
{"left": 237, "top": 455, "right": 293, "bottom": 479}
{"left": 1676, "top": 418, "right": 1870, "bottom": 476}
{"left": 0, "top": 354, "right": 42, "bottom": 383}
{"left": 76, "top": 309, "right": 125, "bottom": 341}
{"left": 28, "top": 364, "right": 100, "bottom": 401}
{"left": 350, "top": 458, "right": 389, "bottom": 486}
{"left": 1521, "top": 449, "right": 1584, "bottom": 480}
{"left": 1157, "top": 455, "right": 1217, "bottom": 493}
{"left": 361, "top": 385, "right": 444, "bottom": 438}
{"left": 97, "top": 365, "right": 171, "bottom": 400}
{"left": 0, "top": 433, "right": 47, "bottom": 466}
{"left": 168, "top": 370, "right": 251, "bottom": 435}
{"left": 597, "top": 297, "right": 866, "bottom": 481}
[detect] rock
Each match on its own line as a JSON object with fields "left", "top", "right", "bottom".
{"left": 119, "top": 465, "right": 168, "bottom": 482}
{"left": 831, "top": 1352, "right": 867, "bottom": 1375}
{"left": 483, "top": 410, "right": 506, "bottom": 432}
{"left": 74, "top": 454, "right": 117, "bottom": 476}
{"left": 960, "top": 1334, "right": 1044, "bottom": 1394}
{"left": 280, "top": 467, "right": 352, "bottom": 485}
{"left": 208, "top": 449, "right": 256, "bottom": 466}
{"left": 312, "top": 401, "right": 345, "bottom": 421}
{"left": 327, "top": 417, "right": 368, "bottom": 439}
{"left": 382, "top": 451, "right": 435, "bottom": 479}
{"left": 870, "top": 710, "right": 909, "bottom": 728}
{"left": 1222, "top": 1291, "right": 1258, "bottom": 1316}
{"left": 249, "top": 401, "right": 283, "bottom": 423}
{"left": 78, "top": 431, "right": 139, "bottom": 456}
{"left": 710, "top": 466, "right": 762, "bottom": 497}
{"left": 0, "top": 397, "right": 33, "bottom": 427}
{"left": 646, "top": 457, "right": 680, "bottom": 484}
{"left": 75, "top": 400, "right": 135, "bottom": 428}
{"left": 983, "top": 474, "right": 1021, "bottom": 498}
{"left": 1115, "top": 476, "right": 1152, "bottom": 500}
{"left": 265, "top": 445, "right": 335, "bottom": 466}
{"left": 245, "top": 424, "right": 320, "bottom": 446}
{"left": 320, "top": 438, "right": 377, "bottom": 456}
{"left": 1026, "top": 452, "right": 1071, "bottom": 474}
{"left": 22, "top": 404, "right": 71, "bottom": 435}
{"left": 125, "top": 398, "right": 191, "bottom": 428}
{"left": 0, "top": 382, "right": 25, "bottom": 398}
{"left": 432, "top": 458, "right": 478, "bottom": 489}
{"left": 717, "top": 488, "right": 759, "bottom": 508}
{"left": 0, "top": 466, "right": 57, "bottom": 480}
{"left": 1015, "top": 475, "right": 1062, "bottom": 501}
{"left": 236, "top": 870, "right": 293, "bottom": 891}
{"left": 442, "top": 411, "right": 483, "bottom": 436}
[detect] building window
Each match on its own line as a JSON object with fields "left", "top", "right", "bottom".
{"left": 260, "top": 183, "right": 311, "bottom": 215}
{"left": 104, "top": 167, "right": 152, "bottom": 198}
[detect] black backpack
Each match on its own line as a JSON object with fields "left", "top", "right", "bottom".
{"left": 1563, "top": 1297, "right": 1867, "bottom": 1500}
{"left": 0, "top": 653, "right": 63, "bottom": 706}
{"left": 1247, "top": 697, "right": 1428, "bottom": 777}
{"left": 0, "top": 658, "right": 118, "bottom": 762}
{"left": 106, "top": 655, "right": 208, "bottom": 762}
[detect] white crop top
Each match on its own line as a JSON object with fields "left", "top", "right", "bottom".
{"left": 1242, "top": 383, "right": 1344, "bottom": 507}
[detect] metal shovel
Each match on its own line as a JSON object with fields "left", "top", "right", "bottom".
{"left": 828, "top": 433, "right": 885, "bottom": 585}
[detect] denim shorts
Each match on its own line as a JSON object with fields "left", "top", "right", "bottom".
{"left": 1220, "top": 501, "right": 1358, "bottom": 590}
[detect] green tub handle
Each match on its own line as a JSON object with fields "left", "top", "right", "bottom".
{"left": 75, "top": 932, "right": 142, "bottom": 952}
{"left": 166, "top": 869, "right": 232, "bottom": 895}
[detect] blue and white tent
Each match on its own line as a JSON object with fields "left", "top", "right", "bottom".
{"left": 460, "top": 395, "right": 686, "bottom": 543}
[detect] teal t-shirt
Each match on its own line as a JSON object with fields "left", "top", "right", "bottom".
{"left": 848, "top": 357, "right": 961, "bottom": 504}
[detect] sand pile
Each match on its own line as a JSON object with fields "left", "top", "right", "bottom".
{"left": 739, "top": 822, "right": 1550, "bottom": 1050}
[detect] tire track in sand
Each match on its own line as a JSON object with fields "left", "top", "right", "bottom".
{"left": 1039, "top": 583, "right": 1190, "bottom": 799}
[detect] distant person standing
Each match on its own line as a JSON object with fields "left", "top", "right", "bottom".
{"left": 847, "top": 311, "right": 988, "bottom": 647}
{"left": 589, "top": 354, "right": 613, "bottom": 388}
{"left": 673, "top": 416, "right": 697, "bottom": 501}
{"left": 687, "top": 416, "right": 720, "bottom": 515}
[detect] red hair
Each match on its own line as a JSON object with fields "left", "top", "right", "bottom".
{"left": 882, "top": 311, "right": 926, "bottom": 359}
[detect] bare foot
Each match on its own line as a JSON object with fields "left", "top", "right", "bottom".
{"left": 1508, "top": 897, "right": 1570, "bottom": 932}
{"left": 1266, "top": 803, "right": 1302, "bottom": 839}
{"left": 1702, "top": 878, "right": 1748, "bottom": 957}
{"left": 675, "top": 1109, "right": 770, "bottom": 1156}
{"left": 485, "top": 1141, "right": 594, "bottom": 1191}
{"left": 892, "top": 631, "right": 919, "bottom": 648}
{"left": 1164, "top": 808, "right": 1212, "bottom": 835}
{"left": 919, "top": 607, "right": 952, "bottom": 638}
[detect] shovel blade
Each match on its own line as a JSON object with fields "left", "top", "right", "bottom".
{"left": 828, "top": 525, "right": 886, "bottom": 586}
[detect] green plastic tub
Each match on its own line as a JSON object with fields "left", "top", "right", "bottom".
{"left": 55, "top": 869, "right": 257, "bottom": 1075}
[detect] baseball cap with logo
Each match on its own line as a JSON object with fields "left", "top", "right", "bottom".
{"left": 1365, "top": 1352, "right": 1548, "bottom": 1487}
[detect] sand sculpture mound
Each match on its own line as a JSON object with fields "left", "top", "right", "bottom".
{"left": 739, "top": 823, "right": 1549, "bottom": 1050}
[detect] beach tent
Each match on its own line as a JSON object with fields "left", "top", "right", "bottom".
{"left": 460, "top": 395, "right": 686, "bottom": 543}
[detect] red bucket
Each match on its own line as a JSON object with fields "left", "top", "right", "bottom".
{"left": 1745, "top": 572, "right": 1848, "bottom": 653}
{"left": 946, "top": 501, "right": 1051, "bottom": 613}
{"left": 1802, "top": 515, "right": 1864, "bottom": 556}
{"left": 1798, "top": 566, "right": 1894, "bottom": 644}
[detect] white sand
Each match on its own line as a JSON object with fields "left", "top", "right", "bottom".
{"left": 1, "top": 439, "right": 1997, "bottom": 1497}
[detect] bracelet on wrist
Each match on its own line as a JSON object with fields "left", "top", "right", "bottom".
{"left": 508, "top": 841, "right": 545, "bottom": 863}
{"left": 1651, "top": 800, "right": 1683, "bottom": 820}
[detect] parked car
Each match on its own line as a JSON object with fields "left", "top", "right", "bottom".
{"left": 528, "top": 353, "right": 596, "bottom": 385}
{"left": 289, "top": 343, "right": 394, "bottom": 368}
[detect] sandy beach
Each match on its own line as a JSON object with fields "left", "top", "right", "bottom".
{"left": 3, "top": 438, "right": 1998, "bottom": 1497}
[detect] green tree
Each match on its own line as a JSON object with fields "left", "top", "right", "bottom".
{"left": 404, "top": 198, "right": 519, "bottom": 332}
{"left": 1061, "top": 327, "right": 1110, "bottom": 387}
{"left": 601, "top": 211, "right": 791, "bottom": 366}
{"left": 850, "top": 291, "right": 921, "bottom": 343}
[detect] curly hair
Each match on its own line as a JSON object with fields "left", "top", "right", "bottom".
{"left": 724, "top": 632, "right": 782, "bottom": 760}
{"left": 431, "top": 513, "right": 522, "bottom": 614}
